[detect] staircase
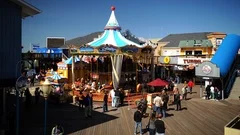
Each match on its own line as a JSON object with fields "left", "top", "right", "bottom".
{"left": 228, "top": 77, "right": 240, "bottom": 100}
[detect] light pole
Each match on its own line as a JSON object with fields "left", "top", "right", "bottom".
{"left": 41, "top": 79, "right": 52, "bottom": 135}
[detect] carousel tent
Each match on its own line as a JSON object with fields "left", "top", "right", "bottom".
{"left": 85, "top": 6, "right": 145, "bottom": 89}
{"left": 87, "top": 7, "right": 142, "bottom": 48}
{"left": 51, "top": 71, "right": 62, "bottom": 80}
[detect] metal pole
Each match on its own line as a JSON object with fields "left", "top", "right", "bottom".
{"left": 72, "top": 56, "right": 75, "bottom": 84}
{"left": 44, "top": 98, "right": 47, "bottom": 135}
{"left": 151, "top": 52, "right": 155, "bottom": 81}
{"left": 3, "top": 88, "right": 6, "bottom": 126}
{"left": 200, "top": 78, "right": 202, "bottom": 98}
{"left": 15, "top": 60, "right": 22, "bottom": 135}
{"left": 16, "top": 89, "right": 19, "bottom": 135}
{"left": 222, "top": 90, "right": 224, "bottom": 100}
{"left": 221, "top": 78, "right": 224, "bottom": 100}
{"left": 15, "top": 75, "right": 23, "bottom": 135}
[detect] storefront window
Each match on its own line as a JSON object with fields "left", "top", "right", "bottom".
{"left": 194, "top": 51, "right": 202, "bottom": 55}
{"left": 185, "top": 51, "right": 192, "bottom": 55}
{"left": 216, "top": 38, "right": 223, "bottom": 46}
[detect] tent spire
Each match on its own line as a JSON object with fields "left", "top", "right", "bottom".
{"left": 104, "top": 6, "right": 121, "bottom": 30}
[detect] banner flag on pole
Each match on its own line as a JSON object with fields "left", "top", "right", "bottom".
{"left": 31, "top": 43, "right": 40, "bottom": 52}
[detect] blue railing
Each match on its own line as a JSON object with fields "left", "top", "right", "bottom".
{"left": 225, "top": 70, "right": 237, "bottom": 98}
{"left": 225, "top": 63, "right": 240, "bottom": 98}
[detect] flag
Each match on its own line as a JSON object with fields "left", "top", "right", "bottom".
{"left": 32, "top": 43, "right": 40, "bottom": 51}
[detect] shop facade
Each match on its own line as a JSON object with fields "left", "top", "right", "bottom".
{"left": 155, "top": 32, "right": 219, "bottom": 82}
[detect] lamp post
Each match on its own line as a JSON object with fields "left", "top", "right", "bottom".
{"left": 15, "top": 60, "right": 26, "bottom": 135}
{"left": 41, "top": 79, "right": 52, "bottom": 135}
{"left": 15, "top": 71, "right": 27, "bottom": 135}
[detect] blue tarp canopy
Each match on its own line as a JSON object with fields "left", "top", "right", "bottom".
{"left": 35, "top": 47, "right": 62, "bottom": 53}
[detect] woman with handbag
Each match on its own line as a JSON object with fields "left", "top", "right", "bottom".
{"left": 147, "top": 112, "right": 156, "bottom": 135}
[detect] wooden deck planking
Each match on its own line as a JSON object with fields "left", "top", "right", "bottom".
{"left": 76, "top": 98, "right": 240, "bottom": 135}
{"left": 19, "top": 87, "right": 240, "bottom": 135}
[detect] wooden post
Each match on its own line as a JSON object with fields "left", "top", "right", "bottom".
{"left": 151, "top": 51, "right": 155, "bottom": 81}
{"left": 72, "top": 56, "right": 75, "bottom": 84}
{"left": 136, "top": 62, "right": 138, "bottom": 86}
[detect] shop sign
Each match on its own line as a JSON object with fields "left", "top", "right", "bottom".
{"left": 163, "top": 56, "right": 170, "bottom": 64}
{"left": 202, "top": 65, "right": 212, "bottom": 74}
{"left": 178, "top": 58, "right": 210, "bottom": 65}
{"left": 195, "top": 61, "right": 220, "bottom": 78}
{"left": 183, "top": 59, "right": 202, "bottom": 64}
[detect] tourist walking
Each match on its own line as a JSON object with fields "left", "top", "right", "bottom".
{"left": 83, "top": 92, "right": 92, "bottom": 118}
{"left": 210, "top": 85, "right": 215, "bottom": 99}
{"left": 119, "top": 88, "right": 125, "bottom": 106}
{"left": 147, "top": 112, "right": 156, "bottom": 135}
{"left": 34, "top": 87, "right": 41, "bottom": 104}
{"left": 214, "top": 86, "right": 220, "bottom": 100}
{"left": 205, "top": 84, "right": 211, "bottom": 100}
{"left": 103, "top": 92, "right": 108, "bottom": 112}
{"left": 163, "top": 85, "right": 170, "bottom": 91}
{"left": 182, "top": 81, "right": 188, "bottom": 100}
{"left": 109, "top": 89, "right": 115, "bottom": 107}
{"left": 134, "top": 106, "right": 143, "bottom": 135}
{"left": 89, "top": 92, "right": 93, "bottom": 109}
{"left": 114, "top": 89, "right": 120, "bottom": 108}
{"left": 187, "top": 80, "right": 194, "bottom": 94}
{"left": 175, "top": 91, "right": 181, "bottom": 111}
{"left": 139, "top": 97, "right": 148, "bottom": 116}
{"left": 154, "top": 114, "right": 166, "bottom": 135}
{"left": 161, "top": 90, "right": 169, "bottom": 118}
{"left": 51, "top": 124, "right": 64, "bottom": 135}
{"left": 78, "top": 91, "right": 84, "bottom": 109}
{"left": 153, "top": 94, "right": 164, "bottom": 115}
{"left": 25, "top": 88, "right": 32, "bottom": 108}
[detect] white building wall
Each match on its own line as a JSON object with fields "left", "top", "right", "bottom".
{"left": 161, "top": 48, "right": 181, "bottom": 56}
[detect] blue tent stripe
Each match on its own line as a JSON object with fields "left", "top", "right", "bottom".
{"left": 90, "top": 31, "right": 109, "bottom": 47}
{"left": 51, "top": 72, "right": 62, "bottom": 80}
{"left": 113, "top": 31, "right": 127, "bottom": 47}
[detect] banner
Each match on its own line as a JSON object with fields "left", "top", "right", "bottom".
{"left": 31, "top": 43, "right": 40, "bottom": 52}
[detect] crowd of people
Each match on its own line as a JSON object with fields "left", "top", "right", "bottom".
{"left": 133, "top": 79, "right": 195, "bottom": 135}
{"left": 205, "top": 84, "right": 221, "bottom": 100}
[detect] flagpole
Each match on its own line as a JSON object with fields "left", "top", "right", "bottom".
{"left": 30, "top": 43, "right": 32, "bottom": 52}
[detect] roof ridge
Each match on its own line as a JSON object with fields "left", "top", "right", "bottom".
{"left": 168, "top": 32, "right": 212, "bottom": 35}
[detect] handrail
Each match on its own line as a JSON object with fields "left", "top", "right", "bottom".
{"left": 224, "top": 55, "right": 240, "bottom": 98}
{"left": 225, "top": 70, "right": 237, "bottom": 97}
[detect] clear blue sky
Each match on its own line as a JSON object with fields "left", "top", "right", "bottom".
{"left": 22, "top": 0, "right": 240, "bottom": 52}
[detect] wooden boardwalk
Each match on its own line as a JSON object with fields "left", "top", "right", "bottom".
{"left": 65, "top": 99, "right": 240, "bottom": 135}
{"left": 18, "top": 85, "right": 240, "bottom": 135}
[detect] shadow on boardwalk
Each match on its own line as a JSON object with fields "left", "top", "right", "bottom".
{"left": 18, "top": 97, "right": 118, "bottom": 135}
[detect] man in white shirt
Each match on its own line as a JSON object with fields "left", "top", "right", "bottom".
{"left": 109, "top": 89, "right": 115, "bottom": 107}
{"left": 210, "top": 86, "right": 215, "bottom": 99}
{"left": 153, "top": 94, "right": 163, "bottom": 115}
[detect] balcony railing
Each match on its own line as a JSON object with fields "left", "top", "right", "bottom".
{"left": 22, "top": 53, "right": 62, "bottom": 60}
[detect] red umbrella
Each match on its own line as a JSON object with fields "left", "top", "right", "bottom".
{"left": 147, "top": 78, "right": 169, "bottom": 87}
